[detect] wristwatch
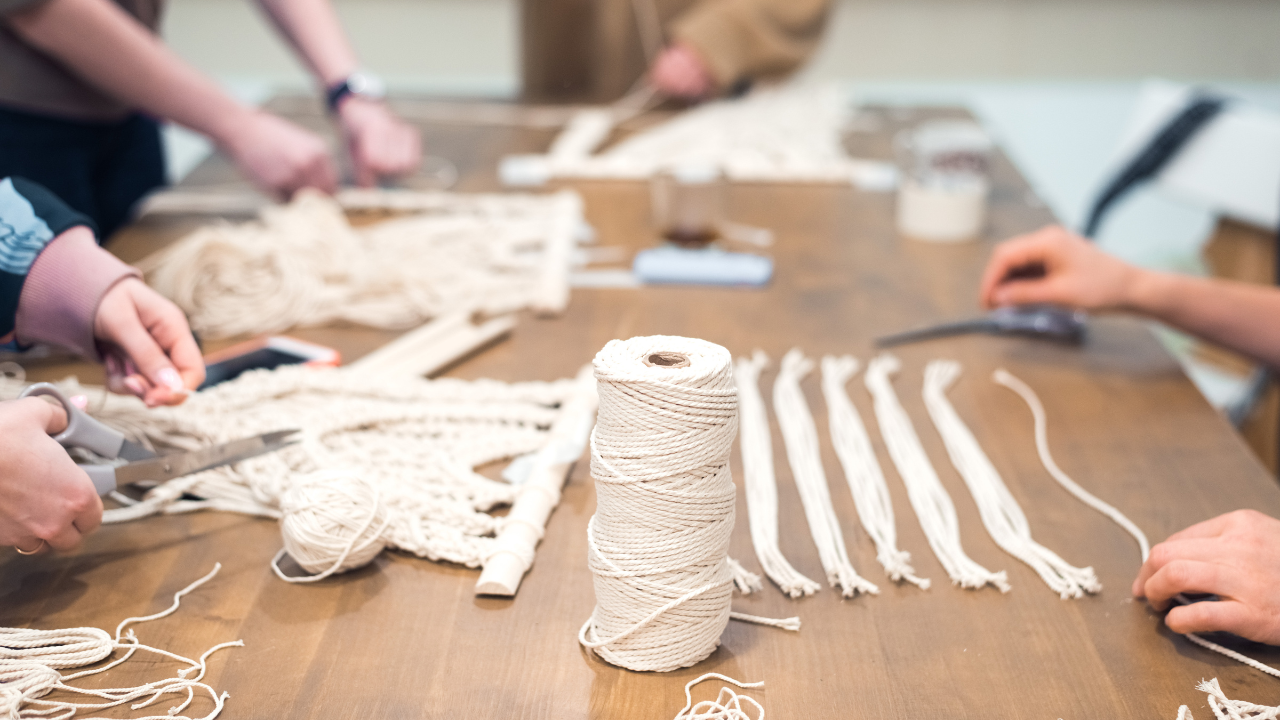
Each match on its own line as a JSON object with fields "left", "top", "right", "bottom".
{"left": 326, "top": 71, "right": 386, "bottom": 113}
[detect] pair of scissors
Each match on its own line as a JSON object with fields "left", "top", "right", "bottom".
{"left": 875, "top": 305, "right": 1088, "bottom": 348}
{"left": 20, "top": 383, "right": 300, "bottom": 497}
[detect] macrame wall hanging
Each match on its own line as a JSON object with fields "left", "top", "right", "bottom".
{"left": 139, "top": 188, "right": 583, "bottom": 341}
{"left": 0, "top": 362, "right": 597, "bottom": 597}
{"left": 502, "top": 85, "right": 895, "bottom": 187}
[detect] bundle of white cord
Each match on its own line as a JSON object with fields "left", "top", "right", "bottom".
{"left": 672, "top": 674, "right": 766, "bottom": 720}
{"left": 140, "top": 189, "right": 581, "bottom": 338}
{"left": 773, "top": 349, "right": 878, "bottom": 598}
{"left": 820, "top": 355, "right": 929, "bottom": 589}
{"left": 530, "top": 84, "right": 889, "bottom": 185}
{"left": 734, "top": 351, "right": 821, "bottom": 598}
{"left": 923, "top": 361, "right": 1100, "bottom": 599}
{"left": 0, "top": 365, "right": 584, "bottom": 581}
{"left": 864, "top": 354, "right": 1009, "bottom": 592}
{"left": 0, "top": 564, "right": 240, "bottom": 720}
{"left": 580, "top": 336, "right": 791, "bottom": 672}
{"left": 1176, "top": 678, "right": 1280, "bottom": 719}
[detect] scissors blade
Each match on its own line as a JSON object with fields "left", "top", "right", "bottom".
{"left": 876, "top": 318, "right": 997, "bottom": 347}
{"left": 113, "top": 429, "right": 301, "bottom": 486}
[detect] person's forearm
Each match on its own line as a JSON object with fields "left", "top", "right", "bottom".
{"left": 255, "top": 0, "right": 358, "bottom": 87}
{"left": 1127, "top": 269, "right": 1280, "bottom": 367}
{"left": 6, "top": 0, "right": 254, "bottom": 145}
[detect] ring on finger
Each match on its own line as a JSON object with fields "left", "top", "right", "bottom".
{"left": 15, "top": 539, "right": 45, "bottom": 555}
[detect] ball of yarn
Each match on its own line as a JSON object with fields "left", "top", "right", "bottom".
{"left": 276, "top": 471, "right": 389, "bottom": 581}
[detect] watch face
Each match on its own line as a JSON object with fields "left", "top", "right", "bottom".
{"left": 349, "top": 72, "right": 386, "bottom": 100}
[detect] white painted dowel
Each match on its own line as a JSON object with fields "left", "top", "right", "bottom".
{"left": 531, "top": 191, "right": 583, "bottom": 317}
{"left": 475, "top": 364, "right": 598, "bottom": 596}
{"left": 349, "top": 312, "right": 517, "bottom": 378}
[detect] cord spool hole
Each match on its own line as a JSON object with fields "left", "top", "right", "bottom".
{"left": 645, "top": 352, "right": 691, "bottom": 369}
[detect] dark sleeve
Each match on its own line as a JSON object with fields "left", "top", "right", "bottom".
{"left": 0, "top": 176, "right": 96, "bottom": 336}
{"left": 0, "top": 0, "right": 51, "bottom": 17}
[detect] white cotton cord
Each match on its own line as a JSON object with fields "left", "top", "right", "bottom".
{"left": 993, "top": 370, "right": 1280, "bottom": 677}
{"left": 1174, "top": 678, "right": 1280, "bottom": 720}
{"left": 734, "top": 351, "right": 822, "bottom": 598}
{"left": 820, "top": 355, "right": 929, "bottom": 589}
{"left": 1185, "top": 633, "right": 1280, "bottom": 681}
{"left": 272, "top": 472, "right": 391, "bottom": 582}
{"left": 923, "top": 361, "right": 1100, "bottom": 599}
{"left": 771, "top": 349, "right": 879, "bottom": 598}
{"left": 864, "top": 354, "right": 1009, "bottom": 592}
{"left": 728, "top": 612, "right": 801, "bottom": 632}
{"left": 581, "top": 336, "right": 792, "bottom": 672}
{"left": 0, "top": 366, "right": 587, "bottom": 582}
{"left": 673, "top": 674, "right": 765, "bottom": 720}
{"left": 726, "top": 557, "right": 764, "bottom": 595}
{"left": 992, "top": 368, "right": 1151, "bottom": 562}
{"left": 141, "top": 189, "right": 583, "bottom": 339}
{"left": 1, "top": 564, "right": 240, "bottom": 720}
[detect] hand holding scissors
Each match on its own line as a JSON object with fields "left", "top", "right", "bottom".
{"left": 7, "top": 383, "right": 297, "bottom": 555}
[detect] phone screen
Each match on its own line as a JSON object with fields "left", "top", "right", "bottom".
{"left": 199, "top": 348, "right": 311, "bottom": 390}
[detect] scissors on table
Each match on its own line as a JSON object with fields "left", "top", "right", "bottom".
{"left": 875, "top": 305, "right": 1087, "bottom": 348}
{"left": 19, "top": 381, "right": 299, "bottom": 501}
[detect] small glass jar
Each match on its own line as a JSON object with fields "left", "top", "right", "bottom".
{"left": 895, "top": 120, "right": 993, "bottom": 243}
{"left": 650, "top": 162, "right": 725, "bottom": 248}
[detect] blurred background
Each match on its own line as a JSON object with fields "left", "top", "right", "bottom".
{"left": 158, "top": 0, "right": 1280, "bottom": 455}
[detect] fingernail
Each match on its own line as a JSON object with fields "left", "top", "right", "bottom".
{"left": 158, "top": 368, "right": 184, "bottom": 392}
{"left": 69, "top": 394, "right": 88, "bottom": 410}
{"left": 123, "top": 376, "right": 146, "bottom": 396}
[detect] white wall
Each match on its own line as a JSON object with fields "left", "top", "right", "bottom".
{"left": 161, "top": 0, "right": 518, "bottom": 96}
{"left": 163, "top": 0, "right": 1280, "bottom": 97}
{"left": 805, "top": 0, "right": 1280, "bottom": 83}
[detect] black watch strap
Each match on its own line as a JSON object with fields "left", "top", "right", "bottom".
{"left": 325, "top": 79, "right": 354, "bottom": 114}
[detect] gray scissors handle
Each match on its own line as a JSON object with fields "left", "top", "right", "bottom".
{"left": 19, "top": 383, "right": 128, "bottom": 460}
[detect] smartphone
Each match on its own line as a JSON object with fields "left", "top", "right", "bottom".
{"left": 199, "top": 336, "right": 340, "bottom": 390}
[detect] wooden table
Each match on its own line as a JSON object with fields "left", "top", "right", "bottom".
{"left": 5, "top": 99, "right": 1280, "bottom": 719}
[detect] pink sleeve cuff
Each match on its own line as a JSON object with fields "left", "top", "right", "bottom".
{"left": 14, "top": 226, "right": 141, "bottom": 360}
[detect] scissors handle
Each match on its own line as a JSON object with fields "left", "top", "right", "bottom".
{"left": 19, "top": 383, "right": 128, "bottom": 459}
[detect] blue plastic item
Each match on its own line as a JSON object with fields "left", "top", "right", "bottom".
{"left": 632, "top": 245, "right": 772, "bottom": 287}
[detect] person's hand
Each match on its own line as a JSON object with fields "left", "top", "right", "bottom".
{"left": 221, "top": 109, "right": 338, "bottom": 200}
{"left": 979, "top": 225, "right": 1140, "bottom": 311}
{"left": 94, "top": 278, "right": 205, "bottom": 407}
{"left": 336, "top": 97, "right": 421, "bottom": 187}
{"left": 1133, "top": 510, "right": 1280, "bottom": 644}
{"left": 0, "top": 398, "right": 102, "bottom": 553}
{"left": 650, "top": 43, "right": 715, "bottom": 100}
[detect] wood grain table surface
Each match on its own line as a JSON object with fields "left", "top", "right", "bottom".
{"left": 4, "top": 98, "right": 1280, "bottom": 719}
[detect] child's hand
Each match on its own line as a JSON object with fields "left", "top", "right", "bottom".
{"left": 0, "top": 398, "right": 102, "bottom": 553}
{"left": 94, "top": 278, "right": 205, "bottom": 407}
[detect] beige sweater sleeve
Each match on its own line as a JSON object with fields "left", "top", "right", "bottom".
{"left": 670, "top": 0, "right": 831, "bottom": 90}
